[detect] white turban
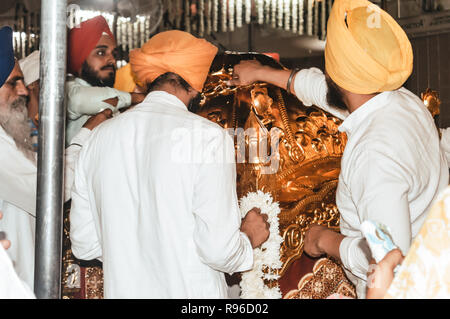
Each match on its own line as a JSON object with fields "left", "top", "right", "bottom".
{"left": 19, "top": 50, "right": 40, "bottom": 86}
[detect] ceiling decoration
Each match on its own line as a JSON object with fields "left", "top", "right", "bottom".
{"left": 9, "top": 0, "right": 332, "bottom": 60}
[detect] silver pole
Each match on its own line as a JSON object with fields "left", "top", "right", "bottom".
{"left": 34, "top": 0, "right": 67, "bottom": 299}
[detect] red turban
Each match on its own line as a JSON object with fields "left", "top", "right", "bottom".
{"left": 129, "top": 30, "right": 218, "bottom": 92}
{"left": 67, "top": 16, "right": 115, "bottom": 75}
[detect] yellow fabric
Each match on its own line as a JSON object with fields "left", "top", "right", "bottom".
{"left": 385, "top": 186, "right": 450, "bottom": 299}
{"left": 129, "top": 30, "right": 218, "bottom": 92}
{"left": 325, "top": 0, "right": 413, "bottom": 94}
{"left": 114, "top": 64, "right": 138, "bottom": 93}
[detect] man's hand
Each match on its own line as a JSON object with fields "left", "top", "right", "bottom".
{"left": 0, "top": 211, "right": 11, "bottom": 250}
{"left": 366, "top": 249, "right": 404, "bottom": 299}
{"left": 226, "top": 60, "right": 268, "bottom": 87}
{"left": 227, "top": 60, "right": 295, "bottom": 94}
{"left": 304, "top": 224, "right": 344, "bottom": 259}
{"left": 240, "top": 207, "right": 270, "bottom": 249}
{"left": 82, "top": 108, "right": 113, "bottom": 131}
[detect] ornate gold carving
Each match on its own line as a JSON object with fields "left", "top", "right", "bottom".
{"left": 196, "top": 52, "right": 347, "bottom": 279}
{"left": 422, "top": 88, "right": 441, "bottom": 118}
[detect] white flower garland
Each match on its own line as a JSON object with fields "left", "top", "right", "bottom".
{"left": 239, "top": 191, "right": 283, "bottom": 299}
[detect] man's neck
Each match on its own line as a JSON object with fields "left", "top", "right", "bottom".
{"left": 156, "top": 85, "right": 191, "bottom": 107}
{"left": 345, "top": 92, "right": 380, "bottom": 113}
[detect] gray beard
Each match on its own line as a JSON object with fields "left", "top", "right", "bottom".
{"left": 0, "top": 96, "right": 36, "bottom": 163}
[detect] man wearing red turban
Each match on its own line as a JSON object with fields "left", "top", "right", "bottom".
{"left": 66, "top": 15, "right": 145, "bottom": 144}
{"left": 70, "top": 30, "right": 270, "bottom": 298}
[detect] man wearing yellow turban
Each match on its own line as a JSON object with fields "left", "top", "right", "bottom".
{"left": 228, "top": 0, "right": 448, "bottom": 298}
{"left": 70, "top": 30, "right": 270, "bottom": 298}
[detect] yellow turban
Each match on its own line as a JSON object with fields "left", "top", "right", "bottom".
{"left": 129, "top": 30, "right": 218, "bottom": 92}
{"left": 114, "top": 64, "right": 140, "bottom": 93}
{"left": 325, "top": 0, "right": 413, "bottom": 94}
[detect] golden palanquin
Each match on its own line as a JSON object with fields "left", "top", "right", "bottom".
{"left": 197, "top": 52, "right": 355, "bottom": 298}
{"left": 61, "top": 52, "right": 357, "bottom": 299}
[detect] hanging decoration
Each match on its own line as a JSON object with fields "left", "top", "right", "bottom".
{"left": 229, "top": 0, "right": 236, "bottom": 32}
{"left": 292, "top": 0, "right": 298, "bottom": 33}
{"left": 255, "top": 0, "right": 263, "bottom": 25}
{"left": 236, "top": 0, "right": 243, "bottom": 28}
{"left": 307, "top": 0, "right": 314, "bottom": 36}
{"left": 221, "top": 0, "right": 228, "bottom": 32}
{"left": 213, "top": 0, "right": 219, "bottom": 32}
{"left": 321, "top": 0, "right": 326, "bottom": 40}
{"left": 299, "top": 0, "right": 304, "bottom": 35}
{"left": 284, "top": 0, "right": 291, "bottom": 31}
{"left": 314, "top": 0, "right": 319, "bottom": 37}
{"left": 206, "top": 0, "right": 213, "bottom": 35}
{"left": 199, "top": 0, "right": 205, "bottom": 36}
{"left": 11, "top": 0, "right": 331, "bottom": 61}
{"left": 247, "top": 0, "right": 255, "bottom": 25}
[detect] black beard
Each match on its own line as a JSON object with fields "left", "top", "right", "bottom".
{"left": 326, "top": 76, "right": 347, "bottom": 111}
{"left": 80, "top": 61, "right": 116, "bottom": 88}
{"left": 187, "top": 93, "right": 202, "bottom": 113}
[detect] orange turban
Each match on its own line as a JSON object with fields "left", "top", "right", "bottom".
{"left": 114, "top": 64, "right": 141, "bottom": 92}
{"left": 325, "top": 0, "right": 413, "bottom": 94}
{"left": 68, "top": 15, "right": 115, "bottom": 75}
{"left": 129, "top": 30, "right": 218, "bottom": 92}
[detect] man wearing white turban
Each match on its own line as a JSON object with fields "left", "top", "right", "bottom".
{"left": 228, "top": 0, "right": 448, "bottom": 298}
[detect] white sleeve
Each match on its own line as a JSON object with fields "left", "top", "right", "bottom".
{"left": 66, "top": 83, "right": 132, "bottom": 120}
{"left": 339, "top": 145, "right": 412, "bottom": 280}
{"left": 64, "top": 128, "right": 92, "bottom": 203}
{"left": 293, "top": 67, "right": 349, "bottom": 120}
{"left": 440, "top": 128, "right": 450, "bottom": 167}
{"left": 192, "top": 128, "right": 253, "bottom": 274}
{"left": 69, "top": 146, "right": 102, "bottom": 261}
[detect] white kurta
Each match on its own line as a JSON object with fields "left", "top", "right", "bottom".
{"left": 70, "top": 91, "right": 254, "bottom": 299}
{"left": 294, "top": 68, "right": 449, "bottom": 298}
{"left": 0, "top": 126, "right": 37, "bottom": 289}
{"left": 439, "top": 128, "right": 450, "bottom": 167}
{"left": 0, "top": 244, "right": 35, "bottom": 299}
{"left": 0, "top": 124, "right": 91, "bottom": 289}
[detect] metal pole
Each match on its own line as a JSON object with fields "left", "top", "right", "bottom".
{"left": 34, "top": 0, "right": 67, "bottom": 299}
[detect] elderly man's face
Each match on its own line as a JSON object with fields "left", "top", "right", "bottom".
{"left": 0, "top": 61, "right": 34, "bottom": 160}
{"left": 80, "top": 34, "right": 118, "bottom": 87}
{"left": 0, "top": 62, "right": 28, "bottom": 107}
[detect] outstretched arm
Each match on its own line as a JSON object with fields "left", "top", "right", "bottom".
{"left": 227, "top": 60, "right": 349, "bottom": 120}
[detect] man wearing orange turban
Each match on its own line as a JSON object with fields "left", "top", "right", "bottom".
{"left": 66, "top": 15, "right": 145, "bottom": 144}
{"left": 228, "top": 0, "right": 448, "bottom": 298}
{"left": 70, "top": 30, "right": 270, "bottom": 298}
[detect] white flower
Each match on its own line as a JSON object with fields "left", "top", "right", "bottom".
{"left": 239, "top": 191, "right": 283, "bottom": 299}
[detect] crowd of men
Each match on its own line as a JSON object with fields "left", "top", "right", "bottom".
{"left": 0, "top": 0, "right": 449, "bottom": 299}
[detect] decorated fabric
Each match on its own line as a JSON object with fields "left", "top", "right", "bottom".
{"left": 284, "top": 258, "right": 356, "bottom": 299}
{"left": 0, "top": 26, "right": 15, "bottom": 88}
{"left": 129, "top": 30, "right": 218, "bottom": 92}
{"left": 19, "top": 50, "right": 40, "bottom": 86}
{"left": 67, "top": 16, "right": 115, "bottom": 75}
{"left": 385, "top": 186, "right": 450, "bottom": 299}
{"left": 325, "top": 0, "right": 413, "bottom": 94}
